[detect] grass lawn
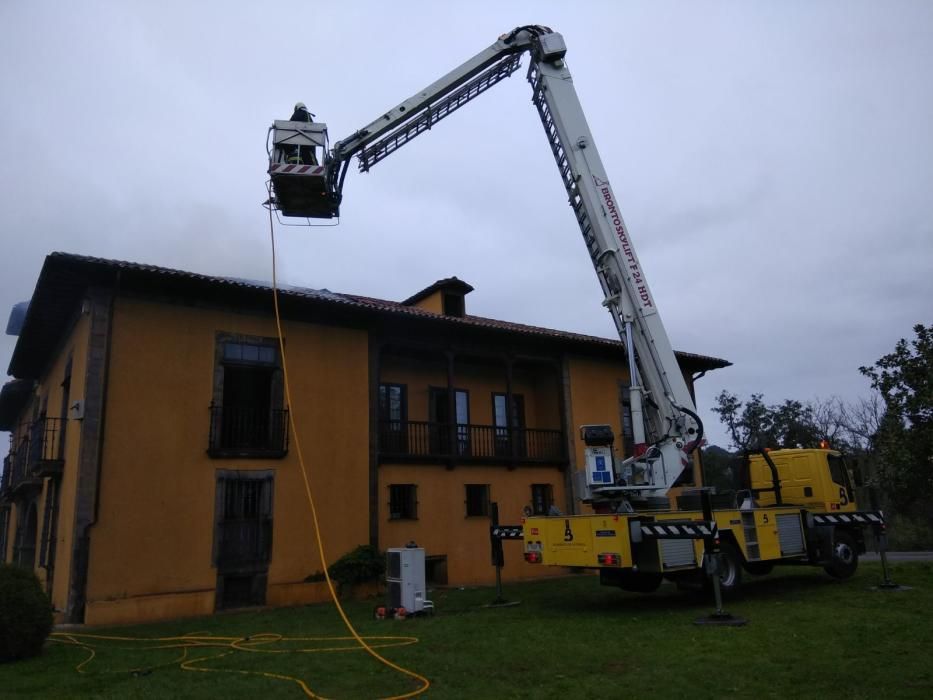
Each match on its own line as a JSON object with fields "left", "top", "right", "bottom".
{"left": 2, "top": 562, "right": 932, "bottom": 699}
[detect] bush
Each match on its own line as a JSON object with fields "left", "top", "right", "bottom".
{"left": 327, "top": 545, "right": 385, "bottom": 591}
{"left": 0, "top": 564, "right": 54, "bottom": 662}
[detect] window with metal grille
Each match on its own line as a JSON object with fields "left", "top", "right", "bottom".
{"left": 531, "top": 483, "right": 554, "bottom": 515}
{"left": 210, "top": 334, "right": 287, "bottom": 457}
{"left": 213, "top": 470, "right": 274, "bottom": 569}
{"left": 464, "top": 484, "right": 490, "bottom": 517}
{"left": 0, "top": 507, "right": 9, "bottom": 564}
{"left": 389, "top": 484, "right": 417, "bottom": 520}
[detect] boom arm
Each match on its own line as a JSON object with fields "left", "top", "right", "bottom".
{"left": 324, "top": 27, "right": 544, "bottom": 203}
{"left": 274, "top": 26, "right": 701, "bottom": 498}
{"left": 524, "top": 44, "right": 702, "bottom": 498}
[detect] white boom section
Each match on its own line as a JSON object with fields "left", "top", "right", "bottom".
{"left": 323, "top": 27, "right": 699, "bottom": 496}
{"left": 526, "top": 52, "right": 699, "bottom": 496}
{"left": 332, "top": 32, "right": 533, "bottom": 165}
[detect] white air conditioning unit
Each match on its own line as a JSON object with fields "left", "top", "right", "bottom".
{"left": 386, "top": 547, "right": 427, "bottom": 613}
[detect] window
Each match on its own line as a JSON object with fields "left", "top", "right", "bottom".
{"left": 58, "top": 355, "right": 72, "bottom": 461}
{"left": 827, "top": 454, "right": 854, "bottom": 502}
{"left": 0, "top": 507, "right": 9, "bottom": 564}
{"left": 13, "top": 502, "right": 38, "bottom": 570}
{"left": 493, "top": 393, "right": 526, "bottom": 457}
{"left": 213, "top": 470, "right": 273, "bottom": 609}
{"left": 442, "top": 293, "right": 464, "bottom": 318}
{"left": 619, "top": 382, "right": 636, "bottom": 458}
{"left": 389, "top": 484, "right": 418, "bottom": 520}
{"left": 210, "top": 334, "right": 287, "bottom": 457}
{"left": 429, "top": 387, "right": 470, "bottom": 455}
{"left": 378, "top": 384, "right": 408, "bottom": 453}
{"left": 531, "top": 483, "right": 554, "bottom": 515}
{"left": 214, "top": 470, "right": 274, "bottom": 569}
{"left": 223, "top": 342, "right": 277, "bottom": 364}
{"left": 465, "top": 484, "right": 490, "bottom": 517}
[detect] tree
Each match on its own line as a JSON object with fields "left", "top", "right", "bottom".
{"left": 700, "top": 444, "right": 740, "bottom": 494}
{"left": 712, "top": 391, "right": 824, "bottom": 451}
{"left": 859, "top": 324, "right": 933, "bottom": 514}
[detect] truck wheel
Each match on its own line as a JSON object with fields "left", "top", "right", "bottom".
{"left": 824, "top": 530, "right": 859, "bottom": 579}
{"left": 705, "top": 542, "right": 743, "bottom": 595}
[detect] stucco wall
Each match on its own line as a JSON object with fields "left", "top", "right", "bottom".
{"left": 84, "top": 297, "right": 370, "bottom": 622}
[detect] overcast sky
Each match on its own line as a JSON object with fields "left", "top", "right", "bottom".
{"left": 1, "top": 1, "right": 931, "bottom": 449}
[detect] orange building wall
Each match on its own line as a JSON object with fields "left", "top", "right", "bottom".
{"left": 408, "top": 294, "right": 443, "bottom": 315}
{"left": 83, "top": 297, "right": 371, "bottom": 625}
{"left": 47, "top": 311, "right": 91, "bottom": 614}
{"left": 565, "top": 354, "right": 627, "bottom": 464}
{"left": 2, "top": 310, "right": 90, "bottom": 615}
{"left": 376, "top": 355, "right": 568, "bottom": 584}
{"left": 2, "top": 289, "right": 707, "bottom": 625}
{"left": 564, "top": 353, "right": 702, "bottom": 507}
{"left": 378, "top": 464, "right": 567, "bottom": 584}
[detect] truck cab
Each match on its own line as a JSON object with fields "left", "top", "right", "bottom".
{"left": 747, "top": 449, "right": 856, "bottom": 512}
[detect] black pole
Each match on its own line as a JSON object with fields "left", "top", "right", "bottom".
{"left": 873, "top": 516, "right": 910, "bottom": 591}
{"left": 486, "top": 502, "right": 522, "bottom": 608}
{"left": 866, "top": 489, "right": 909, "bottom": 591}
{"left": 694, "top": 489, "right": 746, "bottom": 626}
{"left": 490, "top": 502, "right": 505, "bottom": 604}
{"left": 758, "top": 449, "right": 783, "bottom": 505}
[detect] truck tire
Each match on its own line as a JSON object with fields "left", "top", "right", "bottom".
{"left": 705, "top": 542, "right": 743, "bottom": 596}
{"left": 824, "top": 530, "right": 859, "bottom": 579}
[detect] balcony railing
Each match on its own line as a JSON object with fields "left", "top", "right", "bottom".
{"left": 0, "top": 453, "right": 11, "bottom": 496}
{"left": 26, "top": 417, "right": 64, "bottom": 477}
{"left": 1, "top": 417, "right": 64, "bottom": 499}
{"left": 208, "top": 405, "right": 289, "bottom": 458}
{"left": 2, "top": 445, "right": 41, "bottom": 499}
{"left": 378, "top": 420, "right": 566, "bottom": 465}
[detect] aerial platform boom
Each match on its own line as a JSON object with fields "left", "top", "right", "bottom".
{"left": 267, "top": 26, "right": 702, "bottom": 500}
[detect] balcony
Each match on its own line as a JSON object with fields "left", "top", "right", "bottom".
{"left": 208, "top": 405, "right": 289, "bottom": 458}
{"left": 0, "top": 454, "right": 10, "bottom": 498}
{"left": 26, "top": 417, "right": 64, "bottom": 478}
{"left": 1, "top": 416, "right": 63, "bottom": 501}
{"left": 378, "top": 421, "right": 566, "bottom": 467}
{"left": 2, "top": 445, "right": 42, "bottom": 500}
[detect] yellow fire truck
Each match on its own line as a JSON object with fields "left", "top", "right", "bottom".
{"left": 522, "top": 444, "right": 882, "bottom": 594}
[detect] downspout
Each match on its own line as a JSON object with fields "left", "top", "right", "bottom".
{"left": 68, "top": 271, "right": 118, "bottom": 622}
{"left": 89, "top": 272, "right": 118, "bottom": 529}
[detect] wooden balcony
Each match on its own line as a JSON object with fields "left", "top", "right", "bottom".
{"left": 378, "top": 420, "right": 567, "bottom": 468}
{"left": 208, "top": 405, "right": 289, "bottom": 458}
